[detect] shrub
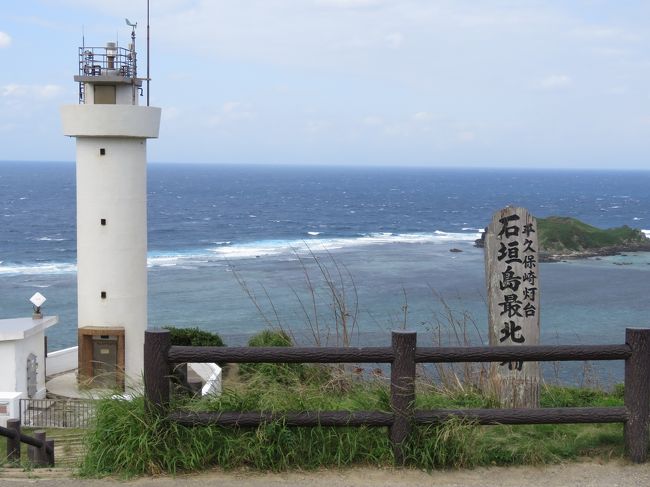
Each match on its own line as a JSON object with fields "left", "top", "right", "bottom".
{"left": 163, "top": 326, "right": 225, "bottom": 347}
{"left": 248, "top": 329, "right": 292, "bottom": 347}
{"left": 239, "top": 330, "right": 308, "bottom": 384}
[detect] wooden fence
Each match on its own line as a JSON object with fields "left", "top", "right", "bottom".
{"left": 144, "top": 328, "right": 650, "bottom": 464}
{"left": 0, "top": 419, "right": 55, "bottom": 466}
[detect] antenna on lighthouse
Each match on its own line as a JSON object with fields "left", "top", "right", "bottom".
{"left": 125, "top": 18, "right": 138, "bottom": 104}
{"left": 146, "top": 0, "right": 151, "bottom": 107}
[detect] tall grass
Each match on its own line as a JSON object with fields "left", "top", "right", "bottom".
{"left": 79, "top": 365, "right": 626, "bottom": 477}
{"left": 229, "top": 245, "right": 360, "bottom": 347}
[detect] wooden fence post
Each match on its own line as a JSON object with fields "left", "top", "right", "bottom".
{"left": 6, "top": 418, "right": 21, "bottom": 463}
{"left": 45, "top": 439, "right": 55, "bottom": 466}
{"left": 624, "top": 327, "right": 650, "bottom": 463}
{"left": 390, "top": 330, "right": 416, "bottom": 465}
{"left": 144, "top": 329, "right": 171, "bottom": 415}
{"left": 27, "top": 430, "right": 49, "bottom": 467}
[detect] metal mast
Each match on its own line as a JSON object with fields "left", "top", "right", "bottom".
{"left": 147, "top": 0, "right": 150, "bottom": 106}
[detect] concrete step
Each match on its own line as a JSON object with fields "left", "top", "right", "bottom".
{"left": 47, "top": 431, "right": 87, "bottom": 467}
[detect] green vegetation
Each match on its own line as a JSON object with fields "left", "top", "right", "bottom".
{"left": 164, "top": 326, "right": 225, "bottom": 347}
{"left": 537, "top": 216, "right": 648, "bottom": 254}
{"left": 238, "top": 329, "right": 307, "bottom": 383}
{"left": 247, "top": 329, "right": 293, "bottom": 347}
{"left": 79, "top": 357, "right": 626, "bottom": 477}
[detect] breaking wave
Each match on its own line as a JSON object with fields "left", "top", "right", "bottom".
{"left": 2, "top": 230, "right": 481, "bottom": 275}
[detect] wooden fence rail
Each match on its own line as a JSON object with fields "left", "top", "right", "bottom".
{"left": 0, "top": 419, "right": 55, "bottom": 466}
{"left": 144, "top": 327, "right": 650, "bottom": 464}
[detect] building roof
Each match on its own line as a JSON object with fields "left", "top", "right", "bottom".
{"left": 0, "top": 316, "right": 58, "bottom": 341}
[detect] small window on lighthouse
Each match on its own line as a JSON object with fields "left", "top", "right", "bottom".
{"left": 101, "top": 291, "right": 107, "bottom": 299}
{"left": 100, "top": 148, "right": 106, "bottom": 156}
{"left": 100, "top": 218, "right": 106, "bottom": 226}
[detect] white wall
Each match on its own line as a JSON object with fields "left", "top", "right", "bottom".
{"left": 82, "top": 82, "right": 138, "bottom": 106}
{"left": 0, "top": 332, "right": 47, "bottom": 399}
{"left": 75, "top": 136, "right": 148, "bottom": 382}
{"left": 61, "top": 105, "right": 160, "bottom": 138}
{"left": 46, "top": 346, "right": 78, "bottom": 377}
{"left": 0, "top": 392, "right": 22, "bottom": 427}
{"left": 14, "top": 332, "right": 47, "bottom": 399}
{"left": 0, "top": 342, "right": 17, "bottom": 391}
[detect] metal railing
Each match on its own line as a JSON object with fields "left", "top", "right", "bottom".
{"left": 20, "top": 398, "right": 95, "bottom": 429}
{"left": 78, "top": 46, "right": 136, "bottom": 79}
{"left": 144, "top": 328, "right": 650, "bottom": 464}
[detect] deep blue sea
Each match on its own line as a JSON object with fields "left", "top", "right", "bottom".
{"left": 2, "top": 162, "right": 650, "bottom": 384}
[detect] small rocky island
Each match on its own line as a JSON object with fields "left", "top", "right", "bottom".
{"left": 475, "top": 216, "right": 650, "bottom": 262}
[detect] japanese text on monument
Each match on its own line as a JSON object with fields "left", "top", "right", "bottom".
{"left": 486, "top": 207, "right": 540, "bottom": 372}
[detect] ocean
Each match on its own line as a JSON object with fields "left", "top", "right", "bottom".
{"left": 2, "top": 162, "right": 650, "bottom": 384}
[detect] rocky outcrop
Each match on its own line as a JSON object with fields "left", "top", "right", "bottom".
{"left": 474, "top": 218, "right": 650, "bottom": 262}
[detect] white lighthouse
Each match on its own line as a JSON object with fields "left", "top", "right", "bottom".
{"left": 60, "top": 26, "right": 160, "bottom": 389}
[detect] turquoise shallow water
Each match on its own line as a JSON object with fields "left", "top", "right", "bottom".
{"left": 6, "top": 239, "right": 647, "bottom": 385}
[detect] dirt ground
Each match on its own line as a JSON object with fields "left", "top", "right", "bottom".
{"left": 1, "top": 461, "right": 650, "bottom": 487}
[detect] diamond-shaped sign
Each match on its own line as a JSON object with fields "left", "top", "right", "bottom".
{"left": 30, "top": 292, "right": 46, "bottom": 308}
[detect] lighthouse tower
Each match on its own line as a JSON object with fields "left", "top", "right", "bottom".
{"left": 61, "top": 27, "right": 160, "bottom": 389}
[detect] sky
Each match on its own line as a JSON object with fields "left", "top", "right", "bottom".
{"left": 1, "top": 0, "right": 649, "bottom": 168}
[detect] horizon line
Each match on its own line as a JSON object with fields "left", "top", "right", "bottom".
{"left": 1, "top": 159, "right": 649, "bottom": 172}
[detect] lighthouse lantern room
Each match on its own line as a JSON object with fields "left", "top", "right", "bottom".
{"left": 61, "top": 24, "right": 161, "bottom": 389}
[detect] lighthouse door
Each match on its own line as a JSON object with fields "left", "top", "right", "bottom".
{"left": 92, "top": 335, "right": 118, "bottom": 388}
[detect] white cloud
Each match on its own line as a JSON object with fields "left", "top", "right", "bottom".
{"left": 385, "top": 32, "right": 403, "bottom": 49}
{"left": 412, "top": 111, "right": 433, "bottom": 122}
{"left": 222, "top": 101, "right": 254, "bottom": 120}
{"left": 37, "top": 85, "right": 63, "bottom": 98}
{"left": 304, "top": 120, "right": 330, "bottom": 134}
{"left": 1, "top": 84, "right": 63, "bottom": 98}
{"left": 205, "top": 101, "right": 255, "bottom": 127}
{"left": 161, "top": 106, "right": 180, "bottom": 122}
{"left": 0, "top": 31, "right": 10, "bottom": 48}
{"left": 223, "top": 101, "right": 240, "bottom": 113}
{"left": 7, "top": 1, "right": 648, "bottom": 167}
{"left": 457, "top": 130, "right": 476, "bottom": 142}
{"left": 592, "top": 47, "right": 628, "bottom": 57}
{"left": 571, "top": 25, "right": 641, "bottom": 43}
{"left": 362, "top": 115, "right": 384, "bottom": 126}
{"left": 49, "top": 0, "right": 192, "bottom": 16}
{"left": 206, "top": 114, "right": 223, "bottom": 127}
{"left": 383, "top": 123, "right": 410, "bottom": 137}
{"left": 315, "top": 0, "right": 385, "bottom": 9}
{"left": 535, "top": 74, "right": 572, "bottom": 91}
{"left": 1, "top": 84, "right": 27, "bottom": 97}
{"left": 606, "top": 86, "right": 628, "bottom": 96}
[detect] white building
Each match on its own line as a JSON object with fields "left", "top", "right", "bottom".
{"left": 61, "top": 31, "right": 161, "bottom": 389}
{"left": 0, "top": 316, "right": 58, "bottom": 426}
